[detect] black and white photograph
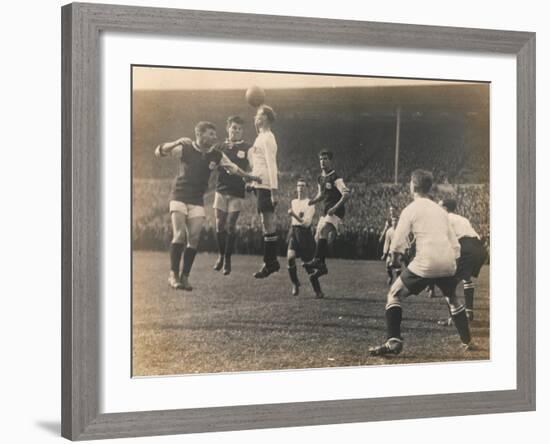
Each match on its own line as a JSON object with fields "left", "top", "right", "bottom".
{"left": 132, "top": 66, "right": 490, "bottom": 376}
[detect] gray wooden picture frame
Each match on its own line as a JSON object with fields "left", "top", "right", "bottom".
{"left": 61, "top": 2, "right": 536, "bottom": 440}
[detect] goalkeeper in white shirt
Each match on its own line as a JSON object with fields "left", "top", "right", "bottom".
{"left": 369, "top": 170, "right": 472, "bottom": 356}
{"left": 248, "top": 105, "right": 281, "bottom": 279}
{"left": 286, "top": 178, "right": 316, "bottom": 296}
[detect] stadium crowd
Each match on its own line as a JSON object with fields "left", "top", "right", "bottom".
{"left": 133, "top": 179, "right": 490, "bottom": 261}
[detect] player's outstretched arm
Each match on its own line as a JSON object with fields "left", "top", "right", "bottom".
{"left": 220, "top": 154, "right": 262, "bottom": 183}
{"left": 154, "top": 137, "right": 192, "bottom": 158}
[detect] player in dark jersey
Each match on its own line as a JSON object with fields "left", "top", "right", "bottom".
{"left": 212, "top": 116, "right": 252, "bottom": 276}
{"left": 154, "top": 121, "right": 259, "bottom": 291}
{"left": 438, "top": 198, "right": 488, "bottom": 325}
{"left": 303, "top": 150, "right": 351, "bottom": 298}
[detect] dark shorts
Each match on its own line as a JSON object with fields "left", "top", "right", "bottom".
{"left": 256, "top": 188, "right": 275, "bottom": 214}
{"left": 456, "top": 237, "right": 487, "bottom": 280}
{"left": 287, "top": 226, "right": 315, "bottom": 261}
{"left": 400, "top": 267, "right": 459, "bottom": 296}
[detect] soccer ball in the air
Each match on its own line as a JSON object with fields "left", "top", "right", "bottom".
{"left": 245, "top": 85, "right": 266, "bottom": 107}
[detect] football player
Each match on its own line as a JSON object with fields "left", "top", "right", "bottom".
{"left": 154, "top": 121, "right": 259, "bottom": 290}
{"left": 303, "top": 150, "right": 351, "bottom": 298}
{"left": 381, "top": 216, "right": 400, "bottom": 285}
{"left": 369, "top": 170, "right": 472, "bottom": 356}
{"left": 248, "top": 105, "right": 281, "bottom": 279}
{"left": 438, "top": 198, "right": 488, "bottom": 324}
{"left": 212, "top": 116, "right": 252, "bottom": 276}
{"left": 286, "top": 179, "right": 316, "bottom": 296}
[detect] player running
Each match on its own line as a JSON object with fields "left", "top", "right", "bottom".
{"left": 286, "top": 178, "right": 316, "bottom": 296}
{"left": 249, "top": 105, "right": 281, "bottom": 279}
{"left": 213, "top": 116, "right": 252, "bottom": 276}
{"left": 303, "top": 150, "right": 351, "bottom": 298}
{"left": 438, "top": 198, "right": 488, "bottom": 325}
{"left": 381, "top": 216, "right": 400, "bottom": 285}
{"left": 369, "top": 170, "right": 472, "bottom": 356}
{"left": 154, "top": 121, "right": 259, "bottom": 291}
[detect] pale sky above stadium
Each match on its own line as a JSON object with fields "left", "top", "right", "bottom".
{"left": 133, "top": 66, "right": 474, "bottom": 90}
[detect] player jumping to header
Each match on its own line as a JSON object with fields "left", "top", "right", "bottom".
{"left": 155, "top": 121, "right": 259, "bottom": 291}
{"left": 286, "top": 178, "right": 316, "bottom": 296}
{"left": 303, "top": 150, "right": 351, "bottom": 298}
{"left": 438, "top": 198, "right": 488, "bottom": 325}
{"left": 249, "top": 105, "right": 281, "bottom": 279}
{"left": 369, "top": 170, "right": 472, "bottom": 356}
{"left": 212, "top": 116, "right": 253, "bottom": 276}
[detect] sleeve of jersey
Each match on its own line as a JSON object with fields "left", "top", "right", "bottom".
{"left": 390, "top": 209, "right": 412, "bottom": 254}
{"left": 218, "top": 152, "right": 239, "bottom": 174}
{"left": 334, "top": 178, "right": 350, "bottom": 194}
{"left": 263, "top": 136, "right": 278, "bottom": 189}
{"left": 447, "top": 221, "right": 461, "bottom": 259}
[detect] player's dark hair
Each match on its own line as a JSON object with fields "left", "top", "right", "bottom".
{"left": 318, "top": 149, "right": 333, "bottom": 160}
{"left": 226, "top": 115, "right": 245, "bottom": 127}
{"left": 441, "top": 198, "right": 457, "bottom": 213}
{"left": 195, "top": 121, "right": 216, "bottom": 135}
{"left": 411, "top": 169, "right": 433, "bottom": 194}
{"left": 258, "top": 105, "right": 276, "bottom": 124}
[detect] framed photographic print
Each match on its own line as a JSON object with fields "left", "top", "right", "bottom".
{"left": 62, "top": 2, "right": 535, "bottom": 440}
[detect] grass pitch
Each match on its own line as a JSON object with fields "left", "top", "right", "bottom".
{"left": 132, "top": 251, "right": 490, "bottom": 376}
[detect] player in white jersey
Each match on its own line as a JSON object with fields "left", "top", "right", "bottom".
{"left": 438, "top": 198, "right": 488, "bottom": 324}
{"left": 369, "top": 170, "right": 472, "bottom": 356}
{"left": 381, "top": 216, "right": 400, "bottom": 285}
{"left": 286, "top": 179, "right": 316, "bottom": 296}
{"left": 248, "top": 105, "right": 281, "bottom": 279}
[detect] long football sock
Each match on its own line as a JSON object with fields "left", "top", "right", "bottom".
{"left": 385, "top": 304, "right": 402, "bottom": 340}
{"left": 310, "top": 274, "right": 322, "bottom": 294}
{"left": 288, "top": 258, "right": 299, "bottom": 285}
{"left": 386, "top": 267, "right": 393, "bottom": 280}
{"left": 451, "top": 305, "right": 471, "bottom": 344}
{"left": 314, "top": 238, "right": 328, "bottom": 262}
{"left": 263, "top": 233, "right": 278, "bottom": 263}
{"left": 216, "top": 230, "right": 227, "bottom": 257}
{"left": 181, "top": 247, "right": 197, "bottom": 276}
{"left": 170, "top": 242, "right": 185, "bottom": 274}
{"left": 225, "top": 232, "right": 235, "bottom": 259}
{"left": 463, "top": 280, "right": 475, "bottom": 311}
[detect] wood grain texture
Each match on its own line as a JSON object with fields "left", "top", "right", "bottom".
{"left": 61, "top": 2, "right": 536, "bottom": 440}
{"left": 516, "top": 34, "right": 536, "bottom": 409}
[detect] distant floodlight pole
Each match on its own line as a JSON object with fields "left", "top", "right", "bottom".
{"left": 394, "top": 105, "right": 401, "bottom": 185}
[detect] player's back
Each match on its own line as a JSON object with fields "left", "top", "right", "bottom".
{"left": 394, "top": 197, "right": 459, "bottom": 278}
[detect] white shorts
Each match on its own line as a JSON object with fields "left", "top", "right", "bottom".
{"left": 213, "top": 192, "right": 244, "bottom": 213}
{"left": 169, "top": 200, "right": 206, "bottom": 219}
{"left": 316, "top": 214, "right": 343, "bottom": 237}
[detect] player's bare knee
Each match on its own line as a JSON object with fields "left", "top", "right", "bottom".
{"left": 386, "top": 278, "right": 408, "bottom": 307}
{"left": 187, "top": 235, "right": 200, "bottom": 249}
{"left": 172, "top": 230, "right": 186, "bottom": 244}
